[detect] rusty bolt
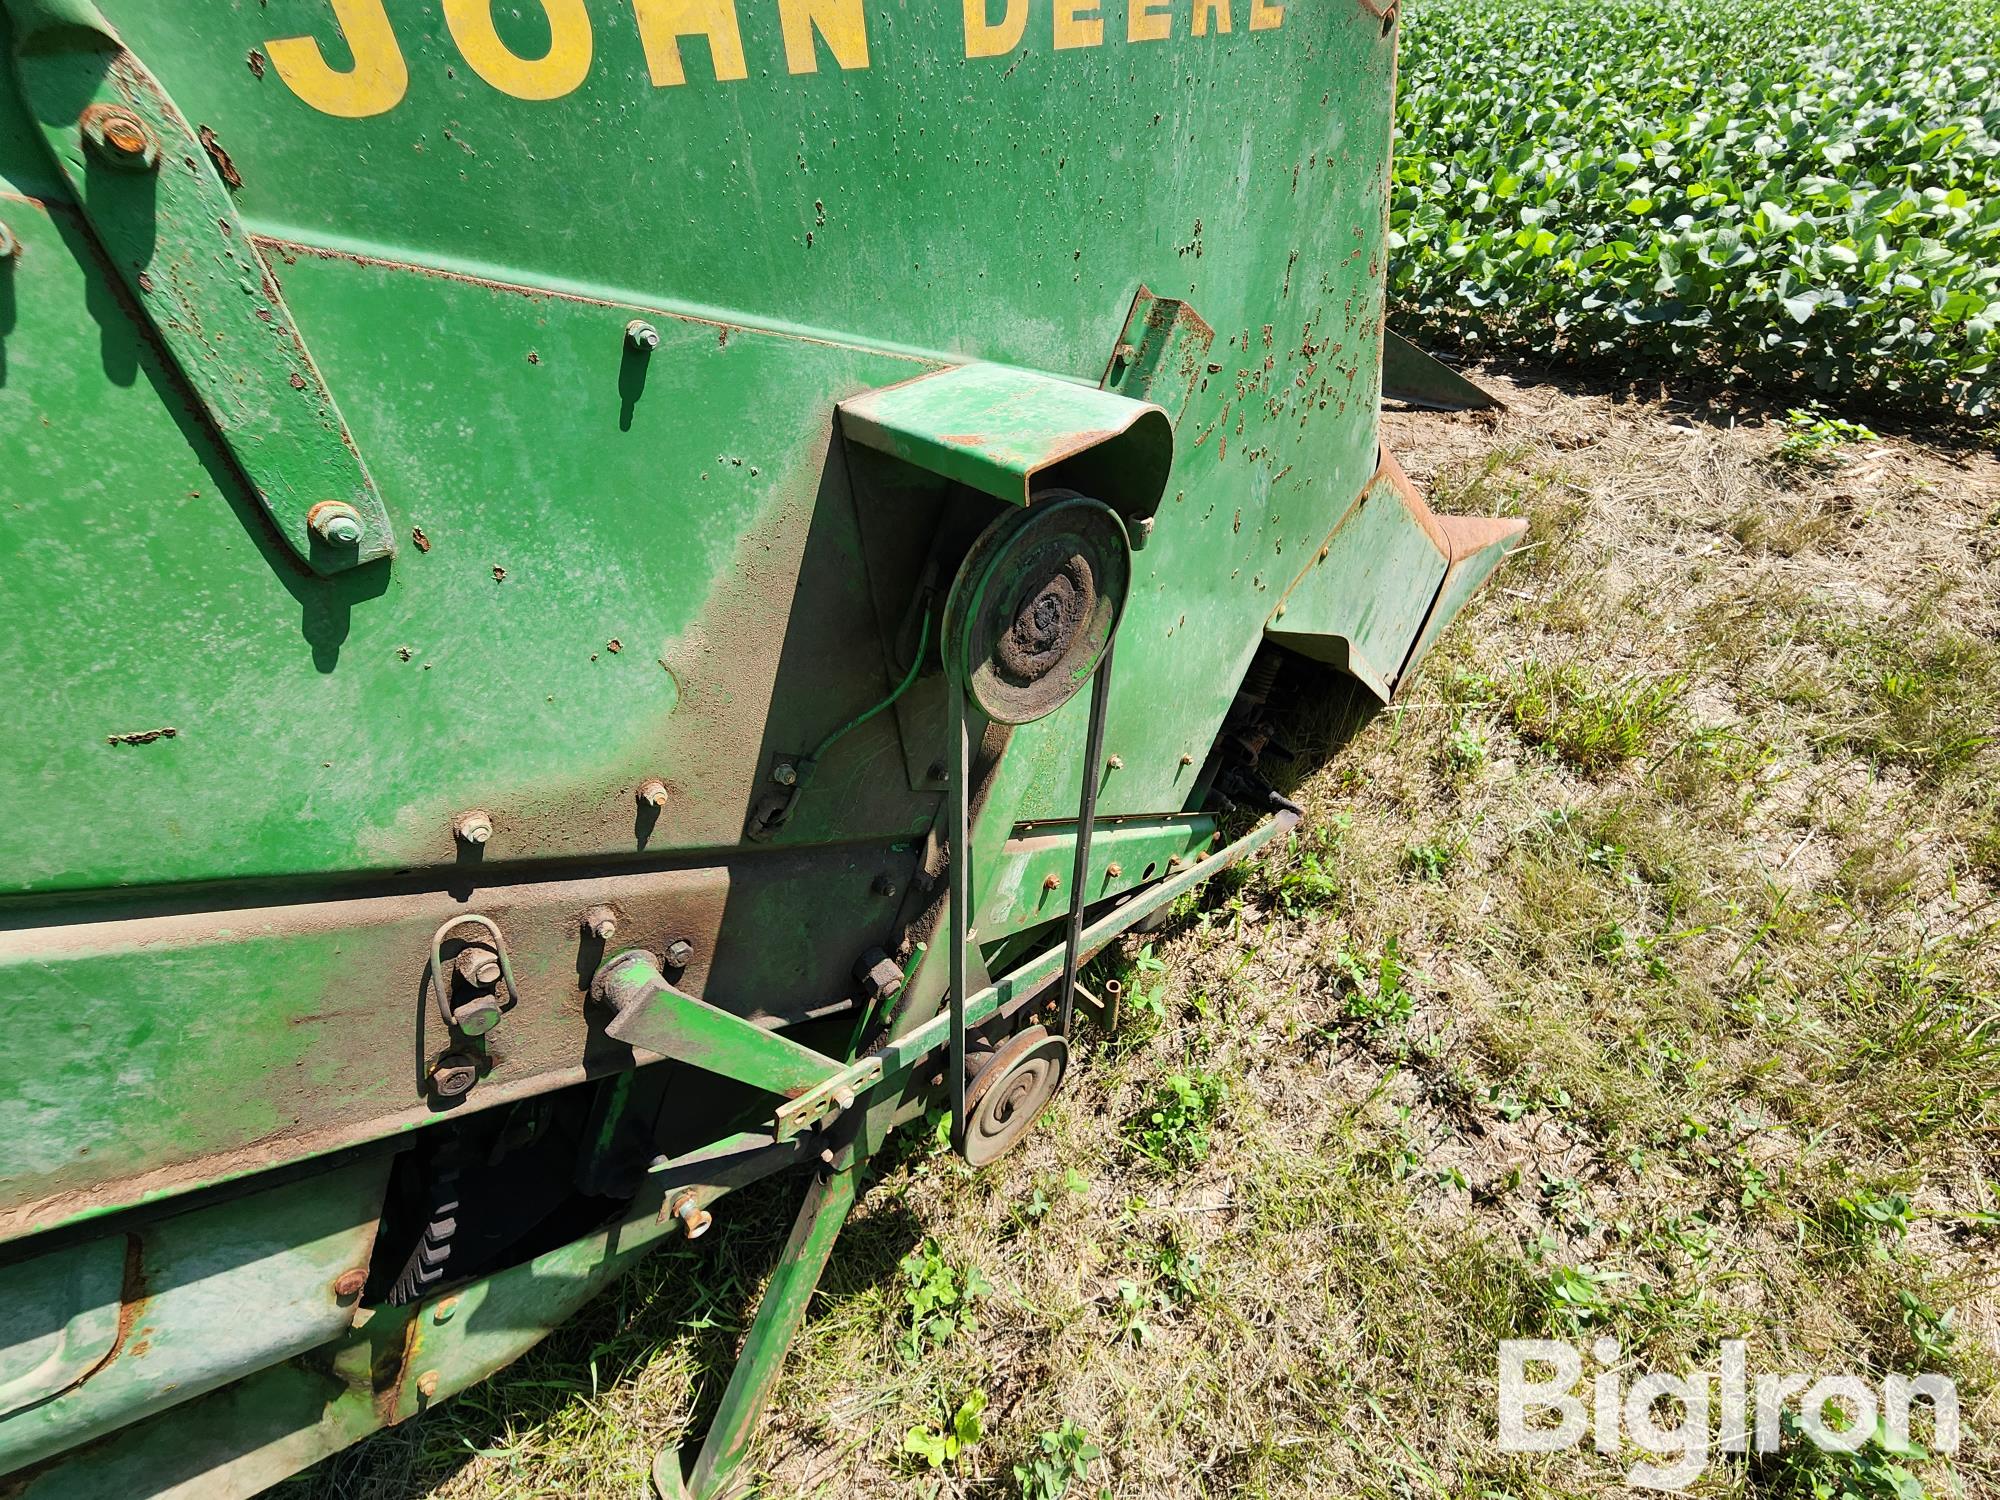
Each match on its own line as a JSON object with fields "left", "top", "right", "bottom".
{"left": 308, "top": 500, "right": 365, "bottom": 547}
{"left": 332, "top": 1267, "right": 368, "bottom": 1300}
{"left": 672, "top": 1191, "right": 712, "bottom": 1240}
{"left": 1042, "top": 873, "right": 1060, "bottom": 892}
{"left": 0, "top": 221, "right": 17, "bottom": 260}
{"left": 430, "top": 1052, "right": 478, "bottom": 1098}
{"left": 416, "top": 1369, "right": 441, "bottom": 1400}
{"left": 454, "top": 944, "right": 502, "bottom": 988}
{"left": 433, "top": 1296, "right": 460, "bottom": 1325}
{"left": 453, "top": 809, "right": 493, "bottom": 845}
{"left": 1168, "top": 855, "right": 1184, "bottom": 871}
{"left": 770, "top": 760, "right": 798, "bottom": 787}
{"left": 80, "top": 105, "right": 158, "bottom": 171}
{"left": 1107, "top": 755, "right": 1125, "bottom": 771}
{"left": 638, "top": 777, "right": 669, "bottom": 809}
{"left": 582, "top": 904, "right": 618, "bottom": 941}
{"left": 1106, "top": 863, "right": 1123, "bottom": 878}
{"left": 626, "top": 318, "right": 661, "bottom": 351}
{"left": 871, "top": 873, "right": 897, "bottom": 897}
{"left": 665, "top": 939, "right": 694, "bottom": 967}
{"left": 1181, "top": 753, "right": 1195, "bottom": 766}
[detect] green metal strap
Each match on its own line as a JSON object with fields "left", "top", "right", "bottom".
{"left": 653, "top": 1159, "right": 862, "bottom": 1500}
{"left": 596, "top": 950, "right": 848, "bottom": 1099}
{"left": 4, "top": 0, "right": 395, "bottom": 573}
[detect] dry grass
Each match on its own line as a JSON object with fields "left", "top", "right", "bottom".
{"left": 290, "top": 377, "right": 2000, "bottom": 1500}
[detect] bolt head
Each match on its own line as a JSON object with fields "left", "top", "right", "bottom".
{"left": 1106, "top": 863, "right": 1123, "bottom": 878}
{"left": 454, "top": 809, "right": 493, "bottom": 845}
{"left": 770, "top": 761, "right": 798, "bottom": 787}
{"left": 1107, "top": 755, "right": 1125, "bottom": 770}
{"left": 416, "top": 1369, "right": 441, "bottom": 1399}
{"left": 665, "top": 939, "right": 695, "bottom": 968}
{"left": 1042, "top": 873, "right": 1060, "bottom": 891}
{"left": 431, "top": 1054, "right": 479, "bottom": 1097}
{"left": 582, "top": 905, "right": 618, "bottom": 940}
{"left": 831, "top": 1086, "right": 856, "bottom": 1112}
{"left": 452, "top": 996, "right": 502, "bottom": 1036}
{"left": 80, "top": 105, "right": 159, "bottom": 171}
{"left": 433, "top": 1296, "right": 460, "bottom": 1325}
{"left": 308, "top": 500, "right": 365, "bottom": 547}
{"left": 455, "top": 945, "right": 502, "bottom": 988}
{"left": 638, "top": 778, "right": 669, "bottom": 809}
{"left": 332, "top": 1267, "right": 368, "bottom": 1299}
{"left": 625, "top": 318, "right": 661, "bottom": 350}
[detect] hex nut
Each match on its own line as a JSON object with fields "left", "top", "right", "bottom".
{"left": 451, "top": 995, "right": 503, "bottom": 1037}
{"left": 1106, "top": 862, "right": 1123, "bottom": 878}
{"left": 1107, "top": 755, "right": 1125, "bottom": 770}
{"left": 626, "top": 318, "right": 661, "bottom": 350}
{"left": 638, "top": 778, "right": 669, "bottom": 809}
{"left": 770, "top": 761, "right": 798, "bottom": 787}
{"left": 430, "top": 1053, "right": 479, "bottom": 1098}
{"left": 308, "top": 499, "right": 365, "bottom": 547}
{"left": 665, "top": 939, "right": 695, "bottom": 968}
{"left": 416, "top": 1369, "right": 441, "bottom": 1399}
{"left": 453, "top": 809, "right": 493, "bottom": 845}
{"left": 582, "top": 904, "right": 618, "bottom": 940}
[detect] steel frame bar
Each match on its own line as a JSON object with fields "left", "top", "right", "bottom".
{"left": 1056, "top": 635, "right": 1117, "bottom": 1038}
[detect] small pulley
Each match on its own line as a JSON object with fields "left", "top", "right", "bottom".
{"left": 940, "top": 493, "right": 1131, "bottom": 724}
{"left": 939, "top": 494, "right": 1131, "bottom": 1161}
{"left": 962, "top": 1026, "right": 1070, "bottom": 1167}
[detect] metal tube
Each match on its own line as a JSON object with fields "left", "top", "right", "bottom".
{"left": 946, "top": 676, "right": 971, "bottom": 1153}
{"left": 1056, "top": 635, "right": 1116, "bottom": 1038}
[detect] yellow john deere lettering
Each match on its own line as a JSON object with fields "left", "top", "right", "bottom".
{"left": 265, "top": 0, "right": 1284, "bottom": 115}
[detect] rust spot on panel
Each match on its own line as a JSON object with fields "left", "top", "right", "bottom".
{"left": 196, "top": 126, "right": 242, "bottom": 190}
{"left": 106, "top": 727, "right": 178, "bottom": 746}
{"left": 246, "top": 49, "right": 266, "bottom": 78}
{"left": 411, "top": 526, "right": 431, "bottom": 552}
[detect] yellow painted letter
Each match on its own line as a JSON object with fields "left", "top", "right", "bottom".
{"left": 442, "top": 0, "right": 593, "bottom": 100}
{"left": 1054, "top": 0, "right": 1103, "bottom": 47}
{"left": 266, "top": 0, "right": 407, "bottom": 119}
{"left": 962, "top": 0, "right": 1029, "bottom": 57}
{"left": 633, "top": 0, "right": 750, "bottom": 84}
{"left": 779, "top": 0, "right": 869, "bottom": 72}
{"left": 1192, "top": 0, "right": 1231, "bottom": 33}
{"left": 1127, "top": 0, "right": 1171, "bottom": 41}
{"left": 1248, "top": 0, "right": 1284, "bottom": 27}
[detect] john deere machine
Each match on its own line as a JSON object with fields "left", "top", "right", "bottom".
{"left": 0, "top": 0, "right": 1517, "bottom": 1493}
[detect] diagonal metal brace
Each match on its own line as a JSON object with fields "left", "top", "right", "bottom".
{"left": 4, "top": 0, "right": 395, "bottom": 574}
{"left": 592, "top": 949, "right": 847, "bottom": 1100}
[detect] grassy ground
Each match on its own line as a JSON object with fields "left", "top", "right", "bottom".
{"left": 292, "top": 374, "right": 2000, "bottom": 1499}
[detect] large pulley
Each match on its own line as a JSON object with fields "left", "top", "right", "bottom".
{"left": 939, "top": 494, "right": 1130, "bottom": 1161}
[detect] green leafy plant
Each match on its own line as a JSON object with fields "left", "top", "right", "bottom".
{"left": 1127, "top": 1071, "right": 1228, "bottom": 1167}
{"left": 1779, "top": 403, "right": 1881, "bottom": 463}
{"left": 1014, "top": 1420, "right": 1102, "bottom": 1500}
{"left": 903, "top": 1389, "right": 987, "bottom": 1471}
{"left": 1109, "top": 1278, "right": 1155, "bottom": 1345}
{"left": 897, "top": 1239, "right": 992, "bottom": 1361}
{"left": 1390, "top": 0, "right": 2000, "bottom": 415}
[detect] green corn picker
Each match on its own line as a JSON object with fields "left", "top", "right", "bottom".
{"left": 0, "top": 0, "right": 1517, "bottom": 1493}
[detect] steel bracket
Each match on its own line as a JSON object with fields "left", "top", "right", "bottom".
{"left": 3, "top": 0, "right": 395, "bottom": 574}
{"left": 1099, "top": 284, "right": 1216, "bottom": 426}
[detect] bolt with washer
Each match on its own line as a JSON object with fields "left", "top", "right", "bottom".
{"left": 638, "top": 778, "right": 669, "bottom": 809}
{"left": 770, "top": 760, "right": 798, "bottom": 787}
{"left": 672, "top": 1191, "right": 713, "bottom": 1239}
{"left": 626, "top": 318, "right": 661, "bottom": 351}
{"left": 582, "top": 904, "right": 618, "bottom": 940}
{"left": 455, "top": 944, "right": 502, "bottom": 988}
{"left": 453, "top": 809, "right": 493, "bottom": 845}
{"left": 80, "top": 105, "right": 159, "bottom": 171}
{"left": 308, "top": 500, "right": 365, "bottom": 547}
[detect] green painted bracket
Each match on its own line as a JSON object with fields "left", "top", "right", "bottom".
{"left": 4, "top": 0, "right": 394, "bottom": 574}
{"left": 837, "top": 362, "right": 1175, "bottom": 516}
{"left": 592, "top": 949, "right": 847, "bottom": 1100}
{"left": 1382, "top": 327, "right": 1505, "bottom": 412}
{"left": 1099, "top": 284, "right": 1215, "bottom": 427}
